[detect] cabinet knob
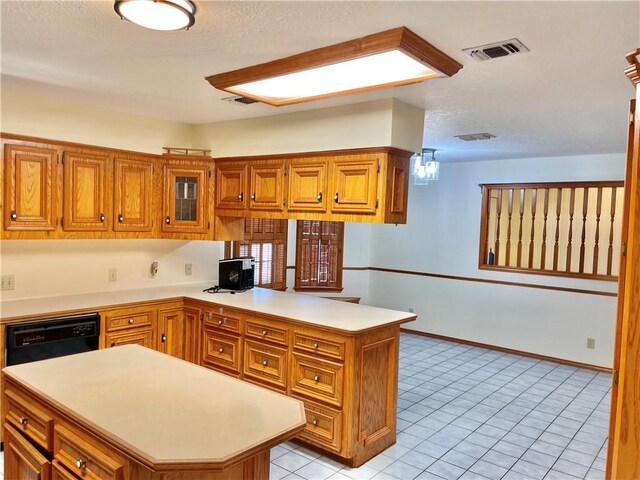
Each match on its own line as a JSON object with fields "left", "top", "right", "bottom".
{"left": 19, "top": 416, "right": 27, "bottom": 425}
{"left": 10, "top": 210, "right": 17, "bottom": 220}
{"left": 99, "top": 213, "right": 105, "bottom": 222}
{"left": 262, "top": 329, "right": 268, "bottom": 336}
{"left": 238, "top": 192, "right": 244, "bottom": 202}
{"left": 118, "top": 214, "right": 124, "bottom": 223}
{"left": 161, "top": 334, "right": 167, "bottom": 343}
{"left": 333, "top": 192, "right": 339, "bottom": 203}
{"left": 317, "top": 192, "right": 323, "bottom": 202}
{"left": 165, "top": 216, "right": 171, "bottom": 224}
{"left": 251, "top": 193, "right": 256, "bottom": 201}
{"left": 128, "top": 318, "right": 134, "bottom": 324}
{"left": 312, "top": 342, "right": 319, "bottom": 349}
{"left": 218, "top": 347, "right": 224, "bottom": 353}
{"left": 262, "top": 360, "right": 268, "bottom": 367}
{"left": 312, "top": 419, "right": 318, "bottom": 426}
{"left": 218, "top": 318, "right": 227, "bottom": 325}
{"left": 313, "top": 374, "right": 320, "bottom": 382}
{"left": 76, "top": 459, "right": 87, "bottom": 470}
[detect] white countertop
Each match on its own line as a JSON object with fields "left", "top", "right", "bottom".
{"left": 3, "top": 345, "right": 306, "bottom": 467}
{"left": 0, "top": 284, "right": 415, "bottom": 332}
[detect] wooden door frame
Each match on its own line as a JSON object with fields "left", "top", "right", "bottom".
{"left": 607, "top": 48, "right": 640, "bottom": 480}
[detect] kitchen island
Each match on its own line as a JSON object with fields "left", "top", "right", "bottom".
{"left": 2, "top": 345, "right": 306, "bottom": 479}
{"left": 1, "top": 285, "right": 416, "bottom": 466}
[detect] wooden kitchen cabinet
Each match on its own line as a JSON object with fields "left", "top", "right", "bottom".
{"left": 248, "top": 160, "right": 286, "bottom": 213}
{"left": 157, "top": 307, "right": 185, "bottom": 359}
{"left": 3, "top": 142, "right": 58, "bottom": 232}
{"left": 62, "top": 151, "right": 110, "bottom": 232}
{"left": 215, "top": 161, "right": 247, "bottom": 211}
{"left": 161, "top": 160, "right": 210, "bottom": 235}
{"left": 329, "top": 154, "right": 379, "bottom": 214}
{"left": 287, "top": 158, "right": 328, "bottom": 213}
{"left": 4, "top": 424, "right": 52, "bottom": 480}
{"left": 182, "top": 305, "right": 202, "bottom": 364}
{"left": 101, "top": 305, "right": 157, "bottom": 350}
{"left": 112, "top": 154, "right": 154, "bottom": 234}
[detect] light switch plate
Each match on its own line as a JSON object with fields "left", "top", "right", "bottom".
{"left": 185, "top": 263, "right": 192, "bottom": 276}
{"left": 1, "top": 275, "right": 15, "bottom": 291}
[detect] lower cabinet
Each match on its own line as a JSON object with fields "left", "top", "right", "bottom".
{"left": 157, "top": 307, "right": 185, "bottom": 359}
{"left": 104, "top": 327, "right": 154, "bottom": 349}
{"left": 4, "top": 423, "right": 51, "bottom": 480}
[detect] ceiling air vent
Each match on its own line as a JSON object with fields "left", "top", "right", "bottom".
{"left": 455, "top": 133, "right": 496, "bottom": 142}
{"left": 462, "top": 38, "right": 529, "bottom": 62}
{"left": 222, "top": 95, "right": 259, "bottom": 105}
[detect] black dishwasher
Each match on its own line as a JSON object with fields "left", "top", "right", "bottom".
{"left": 5, "top": 313, "right": 100, "bottom": 366}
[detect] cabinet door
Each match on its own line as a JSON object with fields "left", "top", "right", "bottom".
{"left": 288, "top": 158, "right": 328, "bottom": 212}
{"left": 105, "top": 328, "right": 154, "bottom": 349}
{"left": 162, "top": 163, "right": 208, "bottom": 234}
{"left": 4, "top": 143, "right": 57, "bottom": 231}
{"left": 249, "top": 161, "right": 285, "bottom": 211}
{"left": 329, "top": 155, "right": 379, "bottom": 214}
{"left": 113, "top": 156, "right": 153, "bottom": 232}
{"left": 4, "top": 423, "right": 52, "bottom": 480}
{"left": 183, "top": 305, "right": 201, "bottom": 364}
{"left": 215, "top": 163, "right": 247, "bottom": 210}
{"left": 158, "top": 308, "right": 185, "bottom": 359}
{"left": 62, "top": 152, "right": 109, "bottom": 231}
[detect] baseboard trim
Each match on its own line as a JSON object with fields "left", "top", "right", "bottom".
{"left": 400, "top": 328, "right": 613, "bottom": 373}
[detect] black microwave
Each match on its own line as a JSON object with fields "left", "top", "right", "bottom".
{"left": 219, "top": 257, "right": 255, "bottom": 290}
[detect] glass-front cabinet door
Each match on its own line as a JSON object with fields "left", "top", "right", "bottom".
{"left": 162, "top": 162, "right": 209, "bottom": 234}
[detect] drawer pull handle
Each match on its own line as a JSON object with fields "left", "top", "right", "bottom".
{"left": 317, "top": 192, "right": 323, "bottom": 202}
{"left": 128, "top": 318, "right": 134, "bottom": 324}
{"left": 312, "top": 342, "right": 319, "bottom": 349}
{"left": 262, "top": 360, "right": 268, "bottom": 367}
{"left": 19, "top": 416, "right": 27, "bottom": 425}
{"left": 10, "top": 210, "right": 17, "bottom": 220}
{"left": 118, "top": 213, "right": 124, "bottom": 223}
{"left": 262, "top": 329, "right": 268, "bottom": 336}
{"left": 219, "top": 347, "right": 224, "bottom": 353}
{"left": 313, "top": 375, "right": 320, "bottom": 382}
{"left": 76, "top": 459, "right": 87, "bottom": 470}
{"left": 312, "top": 419, "right": 318, "bottom": 426}
{"left": 99, "top": 213, "right": 105, "bottom": 222}
{"left": 161, "top": 334, "right": 167, "bottom": 343}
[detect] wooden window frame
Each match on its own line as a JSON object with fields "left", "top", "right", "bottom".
{"left": 294, "top": 220, "right": 344, "bottom": 292}
{"left": 479, "top": 181, "right": 624, "bottom": 281}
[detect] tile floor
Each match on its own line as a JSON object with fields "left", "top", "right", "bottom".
{"left": 0, "top": 333, "right": 611, "bottom": 480}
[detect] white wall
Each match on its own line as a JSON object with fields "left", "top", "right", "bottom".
{"left": 367, "top": 153, "right": 625, "bottom": 368}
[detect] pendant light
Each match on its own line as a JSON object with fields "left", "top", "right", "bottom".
{"left": 411, "top": 148, "right": 440, "bottom": 185}
{"left": 114, "top": 0, "right": 196, "bottom": 31}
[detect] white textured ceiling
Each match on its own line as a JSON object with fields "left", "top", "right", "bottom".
{"left": 1, "top": 1, "right": 639, "bottom": 162}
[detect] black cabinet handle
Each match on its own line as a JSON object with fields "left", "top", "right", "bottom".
{"left": 10, "top": 210, "right": 17, "bottom": 220}
{"left": 165, "top": 216, "right": 171, "bottom": 224}
{"left": 333, "top": 193, "right": 339, "bottom": 203}
{"left": 99, "top": 213, "right": 105, "bottom": 222}
{"left": 118, "top": 214, "right": 124, "bottom": 223}
{"left": 317, "top": 192, "right": 323, "bottom": 202}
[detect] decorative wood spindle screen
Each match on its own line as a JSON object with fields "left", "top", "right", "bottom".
{"left": 479, "top": 182, "right": 624, "bottom": 280}
{"left": 233, "top": 218, "right": 287, "bottom": 290}
{"left": 295, "top": 220, "right": 344, "bottom": 291}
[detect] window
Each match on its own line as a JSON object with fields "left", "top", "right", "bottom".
{"left": 479, "top": 181, "right": 624, "bottom": 280}
{"left": 232, "top": 218, "right": 287, "bottom": 290}
{"left": 295, "top": 220, "right": 344, "bottom": 291}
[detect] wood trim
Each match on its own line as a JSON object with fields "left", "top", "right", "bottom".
{"left": 215, "top": 146, "right": 414, "bottom": 164}
{"left": 206, "top": 27, "right": 462, "bottom": 107}
{"left": 401, "top": 328, "right": 613, "bottom": 373}
{"left": 478, "top": 264, "right": 617, "bottom": 282}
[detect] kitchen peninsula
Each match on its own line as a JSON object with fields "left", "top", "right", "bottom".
{"left": 1, "top": 285, "right": 417, "bottom": 467}
{"left": 3, "top": 345, "right": 306, "bottom": 479}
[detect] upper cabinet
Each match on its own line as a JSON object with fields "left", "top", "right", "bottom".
{"left": 113, "top": 155, "right": 154, "bottom": 234}
{"left": 63, "top": 151, "right": 110, "bottom": 232}
{"left": 214, "top": 147, "right": 411, "bottom": 224}
{"left": 3, "top": 143, "right": 58, "bottom": 232}
{"left": 161, "top": 159, "right": 210, "bottom": 235}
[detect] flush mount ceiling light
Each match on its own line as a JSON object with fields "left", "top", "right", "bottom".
{"left": 114, "top": 0, "right": 196, "bottom": 31}
{"left": 206, "top": 27, "right": 462, "bottom": 106}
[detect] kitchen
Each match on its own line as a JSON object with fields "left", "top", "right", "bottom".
{"left": 1, "top": 1, "right": 640, "bottom": 479}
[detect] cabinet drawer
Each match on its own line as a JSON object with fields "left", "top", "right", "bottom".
{"left": 295, "top": 397, "right": 342, "bottom": 453}
{"left": 202, "top": 329, "right": 241, "bottom": 374}
{"left": 52, "top": 460, "right": 78, "bottom": 480}
{"left": 245, "top": 319, "right": 288, "bottom": 346}
{"left": 203, "top": 311, "right": 241, "bottom": 333}
{"left": 5, "top": 388, "right": 54, "bottom": 453}
{"left": 243, "top": 340, "right": 288, "bottom": 390}
{"left": 54, "top": 424, "right": 125, "bottom": 480}
{"left": 291, "top": 353, "right": 344, "bottom": 408}
{"left": 293, "top": 333, "right": 345, "bottom": 360}
{"left": 105, "top": 311, "right": 152, "bottom": 332}
{"left": 105, "top": 327, "right": 154, "bottom": 349}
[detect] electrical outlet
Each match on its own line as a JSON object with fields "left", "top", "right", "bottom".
{"left": 587, "top": 338, "right": 596, "bottom": 349}
{"left": 108, "top": 268, "right": 117, "bottom": 282}
{"left": 408, "top": 307, "right": 414, "bottom": 313}
{"left": 1, "top": 274, "right": 15, "bottom": 291}
{"left": 185, "top": 263, "right": 193, "bottom": 276}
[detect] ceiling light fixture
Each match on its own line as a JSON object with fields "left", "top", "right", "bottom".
{"left": 114, "top": 0, "right": 196, "bottom": 31}
{"left": 411, "top": 148, "right": 439, "bottom": 186}
{"left": 206, "top": 27, "right": 463, "bottom": 106}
